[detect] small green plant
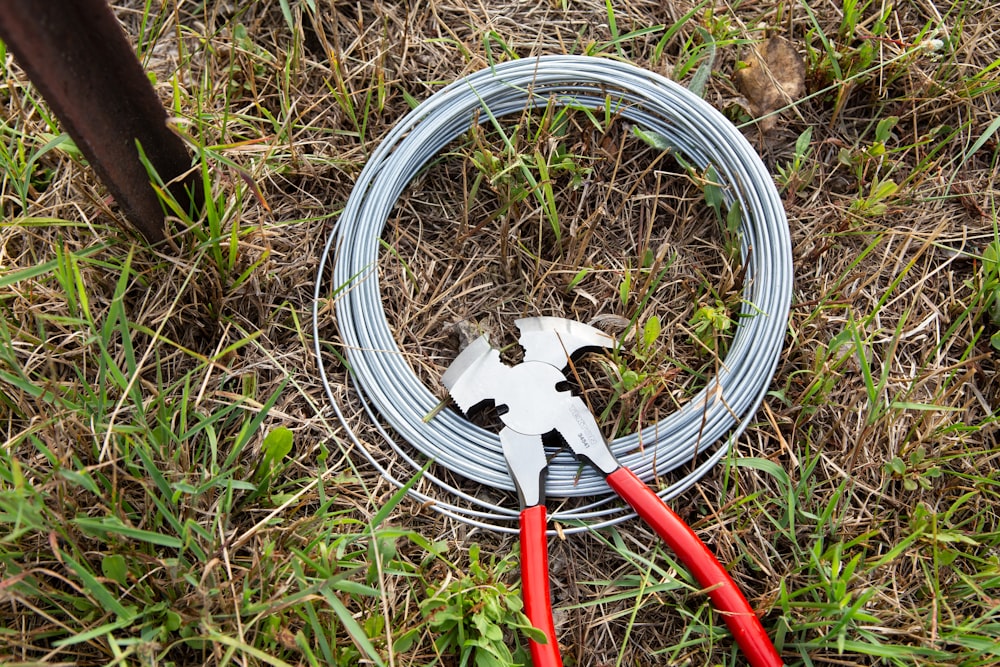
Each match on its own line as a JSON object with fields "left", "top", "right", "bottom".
{"left": 598, "top": 313, "right": 690, "bottom": 438}
{"left": 465, "top": 110, "right": 592, "bottom": 246}
{"left": 962, "top": 238, "right": 1000, "bottom": 350}
{"left": 242, "top": 425, "right": 294, "bottom": 505}
{"left": 419, "top": 543, "right": 540, "bottom": 667}
{"left": 886, "top": 445, "right": 943, "bottom": 491}
{"left": 867, "top": 115, "right": 900, "bottom": 160}
{"left": 839, "top": 116, "right": 899, "bottom": 182}
{"left": 635, "top": 314, "right": 662, "bottom": 362}
{"left": 806, "top": 537, "right": 881, "bottom": 654}
{"left": 0, "top": 129, "right": 73, "bottom": 213}
{"left": 228, "top": 22, "right": 279, "bottom": 100}
{"left": 802, "top": 0, "right": 892, "bottom": 92}
{"left": 849, "top": 175, "right": 899, "bottom": 218}
{"left": 777, "top": 328, "right": 855, "bottom": 419}
{"left": 607, "top": 316, "right": 664, "bottom": 395}
{"left": 840, "top": 116, "right": 902, "bottom": 218}
{"left": 689, "top": 299, "right": 734, "bottom": 354}
{"left": 775, "top": 126, "right": 817, "bottom": 194}
{"left": 140, "top": 139, "right": 271, "bottom": 309}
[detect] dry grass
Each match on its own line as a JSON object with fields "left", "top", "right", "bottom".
{"left": 2, "top": 1, "right": 1000, "bottom": 666}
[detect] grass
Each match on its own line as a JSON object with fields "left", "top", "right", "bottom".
{"left": 2, "top": 0, "right": 1000, "bottom": 665}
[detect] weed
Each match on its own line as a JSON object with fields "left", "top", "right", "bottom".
{"left": 775, "top": 126, "right": 816, "bottom": 194}
{"left": 776, "top": 327, "right": 855, "bottom": 418}
{"left": 419, "top": 543, "right": 539, "bottom": 667}
{"left": 0, "top": 130, "right": 72, "bottom": 214}
{"left": 886, "top": 445, "right": 943, "bottom": 491}
{"left": 975, "top": 238, "right": 1000, "bottom": 350}
{"left": 140, "top": 136, "right": 271, "bottom": 309}
{"left": 848, "top": 175, "right": 899, "bottom": 218}
{"left": 464, "top": 104, "right": 593, "bottom": 248}
{"left": 598, "top": 313, "right": 681, "bottom": 437}
{"left": 246, "top": 425, "right": 294, "bottom": 503}
{"left": 689, "top": 298, "right": 735, "bottom": 354}
{"left": 841, "top": 116, "right": 896, "bottom": 169}
{"left": 801, "top": 0, "right": 893, "bottom": 118}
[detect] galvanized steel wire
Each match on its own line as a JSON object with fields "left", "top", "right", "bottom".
{"left": 313, "top": 55, "right": 792, "bottom": 533}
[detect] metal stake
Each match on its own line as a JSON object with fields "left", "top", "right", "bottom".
{"left": 0, "top": 0, "right": 202, "bottom": 244}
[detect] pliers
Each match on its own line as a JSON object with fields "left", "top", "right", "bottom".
{"left": 442, "top": 317, "right": 783, "bottom": 667}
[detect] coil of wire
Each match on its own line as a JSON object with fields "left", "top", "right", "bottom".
{"left": 313, "top": 55, "right": 792, "bottom": 533}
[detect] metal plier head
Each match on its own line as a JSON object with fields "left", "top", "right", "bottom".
{"left": 441, "top": 317, "right": 784, "bottom": 667}
{"left": 442, "top": 317, "right": 619, "bottom": 507}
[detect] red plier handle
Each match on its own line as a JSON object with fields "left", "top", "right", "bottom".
{"left": 607, "top": 467, "right": 783, "bottom": 667}
{"left": 518, "top": 467, "right": 783, "bottom": 667}
{"left": 520, "top": 504, "right": 562, "bottom": 667}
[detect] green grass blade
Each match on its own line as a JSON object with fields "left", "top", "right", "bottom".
{"left": 319, "top": 588, "right": 387, "bottom": 667}
{"left": 73, "top": 516, "right": 184, "bottom": 549}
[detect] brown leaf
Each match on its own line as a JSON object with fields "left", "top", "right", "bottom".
{"left": 734, "top": 36, "right": 806, "bottom": 133}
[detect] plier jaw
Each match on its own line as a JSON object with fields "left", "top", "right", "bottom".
{"left": 499, "top": 428, "right": 548, "bottom": 509}
{"left": 501, "top": 413, "right": 621, "bottom": 512}
{"left": 502, "top": 400, "right": 621, "bottom": 511}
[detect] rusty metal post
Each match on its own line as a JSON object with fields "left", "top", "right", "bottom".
{"left": 0, "top": 0, "right": 202, "bottom": 244}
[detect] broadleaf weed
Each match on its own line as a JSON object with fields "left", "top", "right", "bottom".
{"left": 420, "top": 543, "right": 537, "bottom": 667}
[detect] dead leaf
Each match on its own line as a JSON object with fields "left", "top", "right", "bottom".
{"left": 733, "top": 36, "right": 806, "bottom": 133}
{"left": 445, "top": 319, "right": 484, "bottom": 351}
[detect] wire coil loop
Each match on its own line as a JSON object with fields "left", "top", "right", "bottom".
{"left": 313, "top": 55, "right": 792, "bottom": 533}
